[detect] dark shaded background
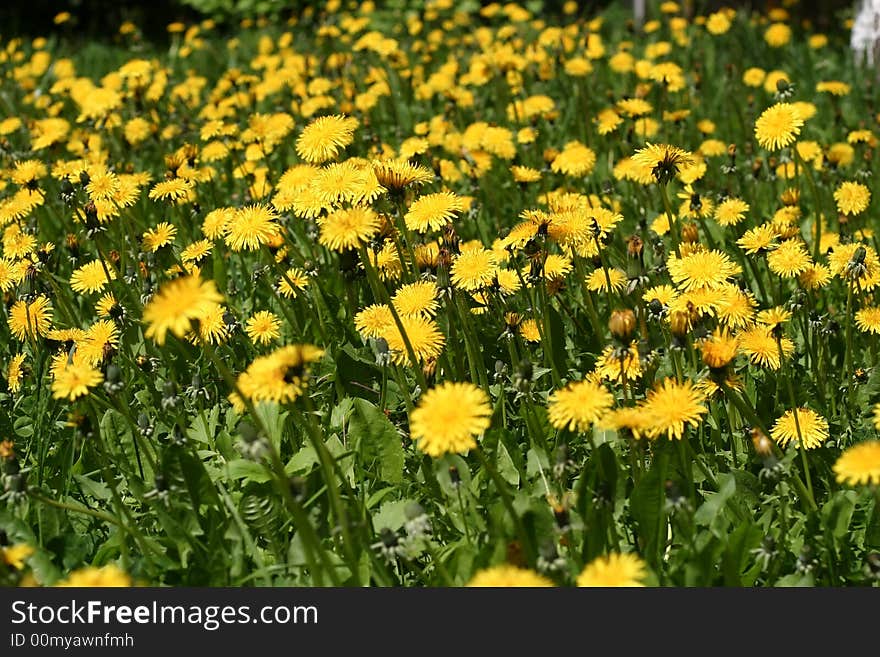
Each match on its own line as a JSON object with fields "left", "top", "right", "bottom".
{"left": 0, "top": 1, "right": 855, "bottom": 43}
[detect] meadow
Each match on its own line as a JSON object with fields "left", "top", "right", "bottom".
{"left": 1, "top": 0, "right": 880, "bottom": 587}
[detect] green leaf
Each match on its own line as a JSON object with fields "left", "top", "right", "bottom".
{"left": 28, "top": 549, "right": 61, "bottom": 586}
{"left": 866, "top": 498, "right": 880, "bottom": 550}
{"left": 286, "top": 446, "right": 319, "bottom": 475}
{"left": 349, "top": 398, "right": 405, "bottom": 484}
{"left": 73, "top": 474, "right": 111, "bottom": 502}
{"left": 496, "top": 442, "right": 520, "bottom": 487}
{"left": 821, "top": 490, "right": 857, "bottom": 540}
{"left": 695, "top": 472, "right": 737, "bottom": 530}
{"left": 630, "top": 448, "right": 668, "bottom": 569}
{"left": 721, "top": 522, "right": 762, "bottom": 586}
{"left": 596, "top": 443, "right": 618, "bottom": 503}
{"left": 13, "top": 415, "right": 33, "bottom": 437}
{"left": 188, "top": 406, "right": 220, "bottom": 446}
{"left": 225, "top": 459, "right": 272, "bottom": 484}
{"left": 252, "top": 402, "right": 288, "bottom": 451}
{"left": 775, "top": 572, "right": 815, "bottom": 587}
{"left": 335, "top": 347, "right": 381, "bottom": 399}
{"left": 371, "top": 498, "right": 413, "bottom": 533}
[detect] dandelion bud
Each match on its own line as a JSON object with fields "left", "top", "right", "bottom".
{"left": 669, "top": 310, "right": 690, "bottom": 337}
{"left": 751, "top": 427, "right": 773, "bottom": 456}
{"left": 609, "top": 309, "right": 636, "bottom": 339}
{"left": 626, "top": 235, "right": 644, "bottom": 258}
{"left": 700, "top": 330, "right": 737, "bottom": 370}
{"left": 781, "top": 187, "right": 800, "bottom": 206}
{"left": 680, "top": 221, "right": 699, "bottom": 243}
{"left": 0, "top": 440, "right": 14, "bottom": 460}
{"left": 727, "top": 143, "right": 736, "bottom": 158}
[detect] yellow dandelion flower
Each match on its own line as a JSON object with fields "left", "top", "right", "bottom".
{"left": 70, "top": 259, "right": 116, "bottom": 294}
{"left": 467, "top": 564, "right": 553, "bottom": 587}
{"left": 9, "top": 295, "right": 53, "bottom": 341}
{"left": 409, "top": 382, "right": 491, "bottom": 457}
{"left": 6, "top": 353, "right": 26, "bottom": 393}
{"left": 834, "top": 181, "right": 871, "bottom": 216}
{"left": 277, "top": 267, "right": 310, "bottom": 298}
{"left": 856, "top": 307, "right": 880, "bottom": 334}
{"left": 296, "top": 114, "right": 358, "bottom": 163}
{"left": 405, "top": 192, "right": 465, "bottom": 233}
{"left": 382, "top": 315, "right": 445, "bottom": 366}
{"left": 640, "top": 377, "right": 707, "bottom": 440}
{"left": 142, "top": 274, "right": 223, "bottom": 345}
{"left": 714, "top": 198, "right": 749, "bottom": 227}
{"left": 754, "top": 103, "right": 803, "bottom": 150}
{"left": 737, "top": 325, "right": 793, "bottom": 369}
{"left": 834, "top": 441, "right": 880, "bottom": 486}
{"left": 355, "top": 304, "right": 394, "bottom": 338}
{"left": 631, "top": 143, "right": 693, "bottom": 184}
{"left": 770, "top": 408, "right": 828, "bottom": 450}
{"left": 547, "top": 380, "right": 615, "bottom": 433}
{"left": 233, "top": 345, "right": 324, "bottom": 411}
{"left": 142, "top": 222, "right": 177, "bottom": 252}
{"left": 450, "top": 248, "right": 498, "bottom": 291}
{"left": 50, "top": 351, "right": 103, "bottom": 401}
{"left": 56, "top": 564, "right": 132, "bottom": 587}
{"left": 148, "top": 178, "right": 193, "bottom": 202}
{"left": 586, "top": 267, "right": 627, "bottom": 293}
{"left": 225, "top": 204, "right": 280, "bottom": 251}
{"left": 667, "top": 250, "right": 741, "bottom": 290}
{"left": 577, "top": 553, "right": 647, "bottom": 587}
{"left": 767, "top": 239, "right": 811, "bottom": 278}
{"left": 371, "top": 159, "right": 434, "bottom": 190}
{"left": 245, "top": 311, "right": 281, "bottom": 345}
{"left": 318, "top": 207, "right": 381, "bottom": 252}
{"left": 392, "top": 281, "right": 439, "bottom": 317}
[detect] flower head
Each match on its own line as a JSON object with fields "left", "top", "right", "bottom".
{"left": 577, "top": 553, "right": 647, "bottom": 587}
{"left": 667, "top": 250, "right": 742, "bottom": 290}
{"left": 834, "top": 181, "right": 870, "bottom": 216}
{"left": 296, "top": 114, "right": 358, "bottom": 163}
{"left": 409, "top": 382, "right": 492, "bottom": 457}
{"left": 142, "top": 274, "right": 224, "bottom": 345}
{"left": 770, "top": 408, "right": 828, "bottom": 449}
{"left": 318, "top": 207, "right": 381, "bottom": 252}
{"left": 50, "top": 351, "right": 103, "bottom": 400}
{"left": 631, "top": 143, "right": 693, "bottom": 184}
{"left": 639, "top": 377, "right": 707, "bottom": 440}
{"left": 754, "top": 103, "right": 804, "bottom": 150}
{"left": 467, "top": 564, "right": 553, "bottom": 587}
{"left": 56, "top": 564, "right": 132, "bottom": 587}
{"left": 833, "top": 442, "right": 880, "bottom": 486}
{"left": 245, "top": 311, "right": 281, "bottom": 345}
{"left": 70, "top": 260, "right": 116, "bottom": 294}
{"left": 405, "top": 192, "right": 465, "bottom": 233}
{"left": 233, "top": 345, "right": 324, "bottom": 411}
{"left": 9, "top": 295, "right": 53, "bottom": 341}
{"left": 224, "top": 204, "right": 280, "bottom": 251}
{"left": 547, "top": 380, "right": 615, "bottom": 433}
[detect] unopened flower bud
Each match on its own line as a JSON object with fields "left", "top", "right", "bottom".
{"left": 751, "top": 428, "right": 773, "bottom": 456}
{"left": 669, "top": 310, "right": 690, "bottom": 337}
{"left": 609, "top": 309, "right": 636, "bottom": 339}
{"left": 680, "top": 221, "right": 699, "bottom": 243}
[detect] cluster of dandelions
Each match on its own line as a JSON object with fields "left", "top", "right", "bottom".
{"left": 4, "top": 1, "right": 880, "bottom": 589}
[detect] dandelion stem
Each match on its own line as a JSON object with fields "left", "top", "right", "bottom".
{"left": 659, "top": 182, "right": 681, "bottom": 259}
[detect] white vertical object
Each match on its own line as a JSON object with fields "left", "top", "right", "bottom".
{"left": 633, "top": 0, "right": 646, "bottom": 27}
{"left": 852, "top": 0, "right": 880, "bottom": 65}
